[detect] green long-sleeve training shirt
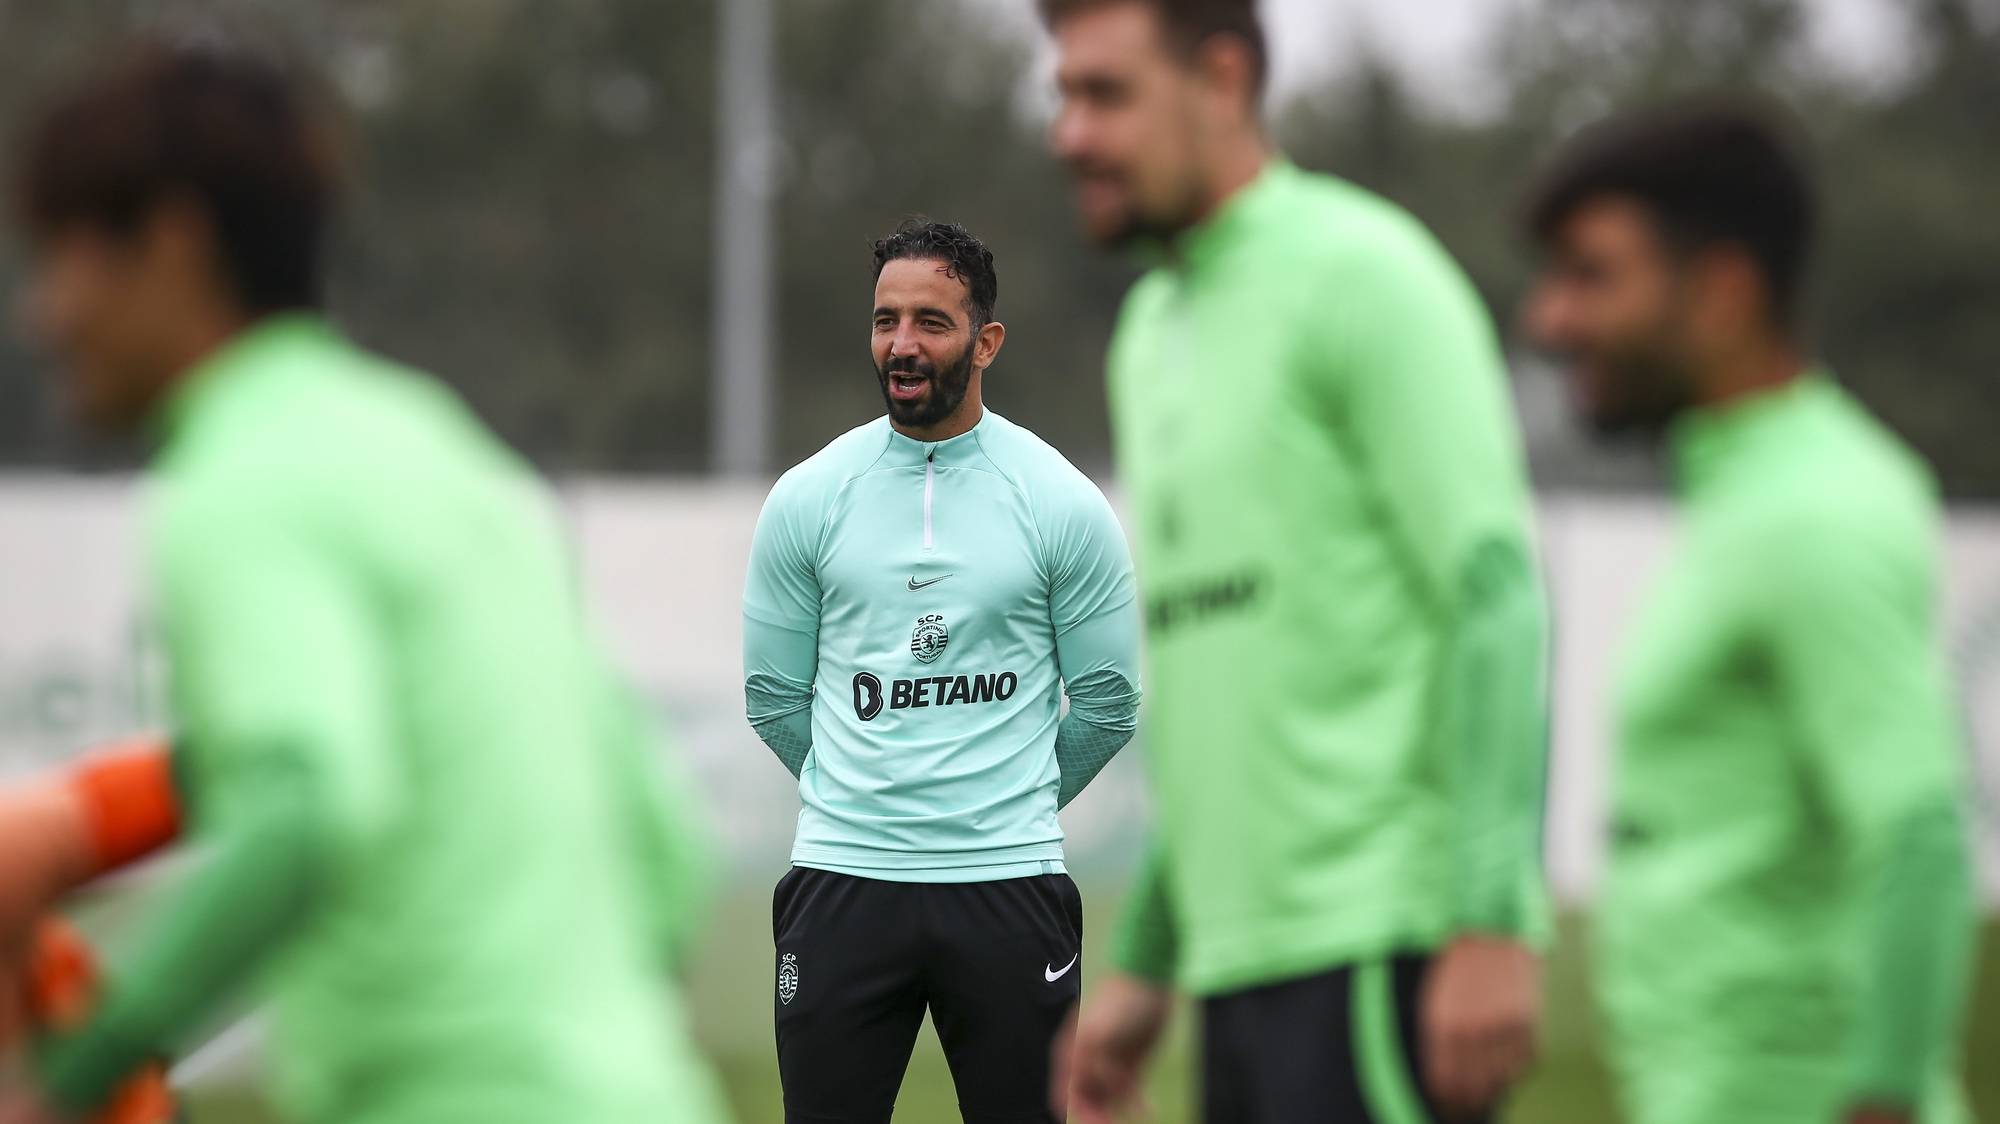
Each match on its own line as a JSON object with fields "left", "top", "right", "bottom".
{"left": 39, "top": 316, "right": 730, "bottom": 1124}
{"left": 1106, "top": 161, "right": 1552, "bottom": 996}
{"left": 1602, "top": 375, "right": 1974, "bottom": 1124}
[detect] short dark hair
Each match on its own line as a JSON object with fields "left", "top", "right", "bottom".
{"left": 1039, "top": 0, "right": 1268, "bottom": 105}
{"left": 1525, "top": 100, "right": 1817, "bottom": 324}
{"left": 12, "top": 39, "right": 341, "bottom": 314}
{"left": 871, "top": 219, "right": 998, "bottom": 327}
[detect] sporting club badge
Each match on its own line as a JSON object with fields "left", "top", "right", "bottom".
{"left": 911, "top": 613, "right": 949, "bottom": 664}
{"left": 778, "top": 952, "right": 799, "bottom": 1005}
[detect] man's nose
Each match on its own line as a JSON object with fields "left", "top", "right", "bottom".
{"left": 1050, "top": 103, "right": 1090, "bottom": 163}
{"left": 889, "top": 323, "right": 923, "bottom": 358}
{"left": 1522, "top": 282, "right": 1571, "bottom": 350}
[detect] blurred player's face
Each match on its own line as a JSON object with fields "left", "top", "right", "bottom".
{"left": 1525, "top": 197, "right": 1699, "bottom": 437}
{"left": 1050, "top": 3, "right": 1219, "bottom": 247}
{"left": 17, "top": 204, "right": 220, "bottom": 434}
{"left": 871, "top": 258, "right": 1003, "bottom": 436}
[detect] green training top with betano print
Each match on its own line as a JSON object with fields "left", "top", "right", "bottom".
{"left": 1602, "top": 375, "right": 1973, "bottom": 1124}
{"left": 40, "top": 315, "right": 729, "bottom": 1124}
{"left": 1106, "top": 160, "right": 1552, "bottom": 997}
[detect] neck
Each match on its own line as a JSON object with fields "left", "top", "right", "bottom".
{"left": 1693, "top": 334, "right": 1806, "bottom": 413}
{"left": 145, "top": 305, "right": 257, "bottom": 415}
{"left": 1189, "top": 128, "right": 1271, "bottom": 230}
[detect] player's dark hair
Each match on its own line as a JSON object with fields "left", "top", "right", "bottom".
{"left": 12, "top": 39, "right": 341, "bottom": 314}
{"left": 1038, "top": 0, "right": 1268, "bottom": 106}
{"left": 1525, "top": 100, "right": 1817, "bottom": 327}
{"left": 871, "top": 219, "right": 999, "bottom": 328}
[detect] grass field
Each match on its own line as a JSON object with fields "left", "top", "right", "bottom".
{"left": 163, "top": 885, "right": 2000, "bottom": 1123}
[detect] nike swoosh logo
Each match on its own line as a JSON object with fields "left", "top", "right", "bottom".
{"left": 1045, "top": 954, "right": 1079, "bottom": 983}
{"left": 908, "top": 574, "right": 953, "bottom": 591}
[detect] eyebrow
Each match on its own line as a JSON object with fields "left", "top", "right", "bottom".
{"left": 873, "top": 305, "right": 959, "bottom": 326}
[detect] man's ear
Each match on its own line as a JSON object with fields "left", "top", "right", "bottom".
{"left": 140, "top": 193, "right": 226, "bottom": 297}
{"left": 975, "top": 319, "right": 1006, "bottom": 371}
{"left": 1684, "top": 245, "right": 1768, "bottom": 345}
{"left": 1193, "top": 34, "right": 1258, "bottom": 122}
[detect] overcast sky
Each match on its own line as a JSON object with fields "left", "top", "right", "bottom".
{"left": 980, "top": 0, "right": 1927, "bottom": 114}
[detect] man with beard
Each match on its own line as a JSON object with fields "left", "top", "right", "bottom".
{"left": 742, "top": 219, "right": 1143, "bottom": 1123}
{"left": 1040, "top": 2, "right": 1551, "bottom": 1121}
{"left": 1523, "top": 103, "right": 1973, "bottom": 1124}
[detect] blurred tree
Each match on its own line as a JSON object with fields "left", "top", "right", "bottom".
{"left": 1283, "top": 0, "right": 1997, "bottom": 496}
{"left": 767, "top": 0, "right": 1132, "bottom": 473}
{"left": 0, "top": 0, "right": 1990, "bottom": 494}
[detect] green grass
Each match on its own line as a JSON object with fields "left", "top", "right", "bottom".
{"left": 160, "top": 888, "right": 2000, "bottom": 1122}
{"left": 681, "top": 888, "right": 1611, "bottom": 1124}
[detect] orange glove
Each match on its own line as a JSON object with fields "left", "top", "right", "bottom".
{"left": 66, "top": 740, "right": 181, "bottom": 879}
{"left": 21, "top": 918, "right": 177, "bottom": 1124}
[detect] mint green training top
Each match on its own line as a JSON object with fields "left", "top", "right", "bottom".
{"left": 1602, "top": 375, "right": 1973, "bottom": 1124}
{"left": 1105, "top": 161, "right": 1552, "bottom": 996}
{"left": 743, "top": 410, "right": 1143, "bottom": 882}
{"left": 41, "top": 316, "right": 730, "bottom": 1124}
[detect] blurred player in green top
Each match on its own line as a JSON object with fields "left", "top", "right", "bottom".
{"left": 1040, "top": 1, "right": 1552, "bottom": 1121}
{"left": 1523, "top": 103, "right": 1974, "bottom": 1124}
{"left": 0, "top": 42, "right": 728, "bottom": 1124}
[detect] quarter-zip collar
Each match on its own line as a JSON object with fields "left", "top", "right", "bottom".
{"left": 880, "top": 410, "right": 993, "bottom": 470}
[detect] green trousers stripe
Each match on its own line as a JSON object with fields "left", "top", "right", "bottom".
{"left": 1353, "top": 958, "right": 1436, "bottom": 1124}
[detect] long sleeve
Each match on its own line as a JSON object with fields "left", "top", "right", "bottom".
{"left": 1438, "top": 540, "right": 1551, "bottom": 937}
{"left": 1320, "top": 227, "right": 1550, "bottom": 939}
{"left": 40, "top": 487, "right": 388, "bottom": 1113}
{"left": 1109, "top": 840, "right": 1179, "bottom": 984}
{"left": 1761, "top": 515, "right": 1973, "bottom": 1106}
{"left": 40, "top": 753, "right": 327, "bottom": 1113}
{"left": 743, "top": 474, "right": 824, "bottom": 778}
{"left": 1046, "top": 480, "right": 1143, "bottom": 809}
{"left": 595, "top": 667, "right": 716, "bottom": 968}
{"left": 744, "top": 619, "right": 817, "bottom": 778}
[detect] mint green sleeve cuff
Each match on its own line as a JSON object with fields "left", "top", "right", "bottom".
{"left": 744, "top": 615, "right": 817, "bottom": 777}
{"left": 752, "top": 710, "right": 814, "bottom": 778}
{"left": 1110, "top": 841, "right": 1179, "bottom": 984}
{"left": 1053, "top": 604, "right": 1142, "bottom": 809}
{"left": 1442, "top": 538, "right": 1551, "bottom": 940}
{"left": 40, "top": 749, "right": 326, "bottom": 1114}
{"left": 1845, "top": 795, "right": 1975, "bottom": 1105}
{"left": 1054, "top": 695, "right": 1137, "bottom": 810}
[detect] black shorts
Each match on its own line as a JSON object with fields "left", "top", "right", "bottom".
{"left": 1200, "top": 954, "right": 1496, "bottom": 1124}
{"left": 773, "top": 865, "right": 1084, "bottom": 1123}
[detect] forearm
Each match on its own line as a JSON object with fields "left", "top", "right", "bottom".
{"left": 597, "top": 674, "right": 715, "bottom": 967}
{"left": 1110, "top": 841, "right": 1178, "bottom": 984}
{"left": 1846, "top": 795, "right": 1975, "bottom": 1107}
{"left": 1052, "top": 601, "right": 1142, "bottom": 810}
{"left": 37, "top": 751, "right": 327, "bottom": 1115}
{"left": 744, "top": 616, "right": 817, "bottom": 778}
{"left": 1441, "top": 539, "right": 1549, "bottom": 939}
{"left": 1055, "top": 673, "right": 1138, "bottom": 809}
{"left": 749, "top": 708, "right": 813, "bottom": 778}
